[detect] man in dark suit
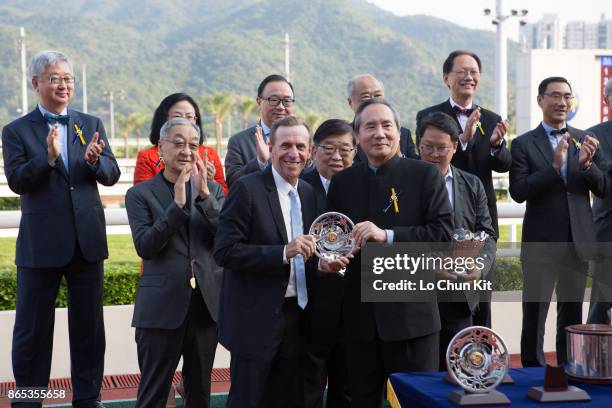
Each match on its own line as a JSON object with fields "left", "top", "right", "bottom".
{"left": 417, "top": 111, "right": 497, "bottom": 369}
{"left": 224, "top": 74, "right": 295, "bottom": 187}
{"left": 416, "top": 50, "right": 511, "bottom": 329}
{"left": 346, "top": 74, "right": 418, "bottom": 161}
{"left": 586, "top": 78, "right": 612, "bottom": 324}
{"left": 301, "top": 119, "right": 355, "bottom": 408}
{"left": 214, "top": 116, "right": 318, "bottom": 408}
{"left": 510, "top": 76, "right": 609, "bottom": 367}
{"left": 327, "top": 99, "right": 453, "bottom": 407}
{"left": 125, "top": 119, "right": 224, "bottom": 408}
{"left": 2, "top": 51, "right": 120, "bottom": 408}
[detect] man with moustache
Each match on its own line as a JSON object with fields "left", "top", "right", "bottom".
{"left": 346, "top": 74, "right": 418, "bottom": 160}
{"left": 510, "top": 76, "right": 609, "bottom": 367}
{"left": 327, "top": 99, "right": 453, "bottom": 407}
{"left": 2, "top": 50, "right": 120, "bottom": 408}
{"left": 215, "top": 117, "right": 318, "bottom": 407}
{"left": 225, "top": 74, "right": 296, "bottom": 186}
{"left": 416, "top": 50, "right": 511, "bottom": 328}
{"left": 417, "top": 111, "right": 496, "bottom": 370}
{"left": 301, "top": 119, "right": 355, "bottom": 408}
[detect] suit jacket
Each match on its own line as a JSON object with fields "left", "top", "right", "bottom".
{"left": 214, "top": 166, "right": 317, "bottom": 358}
{"left": 416, "top": 100, "right": 512, "bottom": 234}
{"left": 439, "top": 166, "right": 497, "bottom": 327}
{"left": 126, "top": 173, "right": 224, "bottom": 329}
{"left": 300, "top": 168, "right": 346, "bottom": 351}
{"left": 509, "top": 124, "right": 609, "bottom": 261}
{"left": 133, "top": 144, "right": 228, "bottom": 194}
{"left": 2, "top": 107, "right": 120, "bottom": 268}
{"left": 327, "top": 156, "right": 453, "bottom": 342}
{"left": 354, "top": 126, "right": 418, "bottom": 162}
{"left": 588, "top": 120, "right": 612, "bottom": 242}
{"left": 224, "top": 125, "right": 262, "bottom": 187}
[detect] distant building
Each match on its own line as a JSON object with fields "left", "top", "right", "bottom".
{"left": 521, "top": 13, "right": 612, "bottom": 50}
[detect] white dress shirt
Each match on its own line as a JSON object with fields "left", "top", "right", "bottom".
{"left": 319, "top": 174, "right": 330, "bottom": 194}
{"left": 444, "top": 167, "right": 454, "bottom": 210}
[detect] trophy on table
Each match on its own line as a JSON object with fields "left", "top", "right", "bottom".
{"left": 446, "top": 326, "right": 511, "bottom": 406}
{"left": 309, "top": 212, "right": 355, "bottom": 274}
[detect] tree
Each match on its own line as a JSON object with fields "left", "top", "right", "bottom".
{"left": 200, "top": 92, "right": 236, "bottom": 153}
{"left": 117, "top": 112, "right": 149, "bottom": 158}
{"left": 238, "top": 96, "right": 258, "bottom": 129}
{"left": 303, "top": 111, "right": 324, "bottom": 133}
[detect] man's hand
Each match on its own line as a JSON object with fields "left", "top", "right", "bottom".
{"left": 490, "top": 120, "right": 508, "bottom": 148}
{"left": 174, "top": 166, "right": 191, "bottom": 208}
{"left": 352, "top": 221, "right": 387, "bottom": 249}
{"left": 205, "top": 151, "right": 216, "bottom": 179}
{"left": 459, "top": 108, "right": 481, "bottom": 146}
{"left": 552, "top": 133, "right": 569, "bottom": 172}
{"left": 320, "top": 256, "right": 351, "bottom": 274}
{"left": 47, "top": 125, "right": 61, "bottom": 165}
{"left": 578, "top": 134, "right": 599, "bottom": 169}
{"left": 460, "top": 265, "right": 482, "bottom": 282}
{"left": 84, "top": 132, "right": 105, "bottom": 165}
{"left": 254, "top": 125, "right": 270, "bottom": 163}
{"left": 194, "top": 151, "right": 210, "bottom": 199}
{"left": 286, "top": 235, "right": 316, "bottom": 260}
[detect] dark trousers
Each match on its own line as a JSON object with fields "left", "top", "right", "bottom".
{"left": 587, "top": 258, "right": 612, "bottom": 324}
{"left": 135, "top": 292, "right": 217, "bottom": 408}
{"left": 346, "top": 332, "right": 439, "bottom": 408}
{"left": 438, "top": 303, "right": 473, "bottom": 371}
{"left": 303, "top": 339, "right": 350, "bottom": 408}
{"left": 227, "top": 298, "right": 304, "bottom": 408}
{"left": 12, "top": 250, "right": 105, "bottom": 408}
{"left": 520, "top": 253, "right": 587, "bottom": 367}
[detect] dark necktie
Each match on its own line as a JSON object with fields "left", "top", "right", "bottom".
{"left": 550, "top": 128, "right": 568, "bottom": 136}
{"left": 451, "top": 106, "right": 474, "bottom": 116}
{"left": 43, "top": 112, "right": 70, "bottom": 125}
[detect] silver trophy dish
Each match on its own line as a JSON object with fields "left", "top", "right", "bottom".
{"left": 446, "top": 326, "right": 511, "bottom": 406}
{"left": 309, "top": 212, "right": 355, "bottom": 264}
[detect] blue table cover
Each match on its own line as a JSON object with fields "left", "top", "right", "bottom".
{"left": 389, "top": 367, "right": 612, "bottom": 407}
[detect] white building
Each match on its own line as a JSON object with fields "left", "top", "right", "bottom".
{"left": 521, "top": 13, "right": 612, "bottom": 50}
{"left": 515, "top": 49, "right": 612, "bottom": 135}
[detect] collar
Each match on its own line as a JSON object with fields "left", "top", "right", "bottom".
{"left": 541, "top": 121, "right": 567, "bottom": 136}
{"left": 367, "top": 154, "right": 401, "bottom": 176}
{"left": 443, "top": 166, "right": 453, "bottom": 180}
{"left": 271, "top": 165, "right": 298, "bottom": 195}
{"left": 319, "top": 173, "right": 330, "bottom": 192}
{"left": 449, "top": 97, "right": 472, "bottom": 110}
{"left": 38, "top": 103, "right": 68, "bottom": 118}
{"left": 260, "top": 120, "right": 271, "bottom": 136}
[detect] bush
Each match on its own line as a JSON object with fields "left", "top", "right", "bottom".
{"left": 0, "top": 263, "right": 140, "bottom": 311}
{"left": 0, "top": 197, "right": 20, "bottom": 210}
{"left": 492, "top": 257, "right": 523, "bottom": 291}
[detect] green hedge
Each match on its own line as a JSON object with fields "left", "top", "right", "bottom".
{"left": 0, "top": 263, "right": 139, "bottom": 311}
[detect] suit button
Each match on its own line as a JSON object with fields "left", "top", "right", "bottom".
{"left": 70, "top": 186, "right": 75, "bottom": 191}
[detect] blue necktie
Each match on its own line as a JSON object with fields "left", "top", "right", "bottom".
{"left": 289, "top": 188, "right": 308, "bottom": 309}
{"left": 43, "top": 112, "right": 70, "bottom": 125}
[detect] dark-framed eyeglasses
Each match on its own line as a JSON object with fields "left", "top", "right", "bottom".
{"left": 260, "top": 96, "right": 295, "bottom": 107}
{"left": 419, "top": 144, "right": 454, "bottom": 155}
{"left": 316, "top": 144, "right": 355, "bottom": 157}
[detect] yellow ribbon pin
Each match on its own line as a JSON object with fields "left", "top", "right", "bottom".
{"left": 476, "top": 121, "right": 485, "bottom": 135}
{"left": 391, "top": 188, "right": 399, "bottom": 214}
{"left": 74, "top": 124, "right": 86, "bottom": 145}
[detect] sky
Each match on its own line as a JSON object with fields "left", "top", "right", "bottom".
{"left": 368, "top": 0, "right": 612, "bottom": 41}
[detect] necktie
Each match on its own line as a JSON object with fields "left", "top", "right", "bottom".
{"left": 451, "top": 106, "right": 474, "bottom": 116}
{"left": 43, "top": 112, "right": 70, "bottom": 125}
{"left": 288, "top": 188, "right": 308, "bottom": 309}
{"left": 550, "top": 128, "right": 568, "bottom": 136}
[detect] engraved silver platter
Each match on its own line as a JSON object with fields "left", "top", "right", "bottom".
{"left": 309, "top": 212, "right": 355, "bottom": 261}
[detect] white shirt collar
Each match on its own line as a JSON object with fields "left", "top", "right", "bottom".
{"left": 443, "top": 166, "right": 453, "bottom": 180}
{"left": 272, "top": 165, "right": 298, "bottom": 195}
{"left": 38, "top": 103, "right": 68, "bottom": 117}
{"left": 319, "top": 173, "right": 330, "bottom": 193}
{"left": 449, "top": 97, "right": 472, "bottom": 110}
{"left": 260, "top": 119, "right": 271, "bottom": 136}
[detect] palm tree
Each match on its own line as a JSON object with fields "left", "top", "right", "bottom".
{"left": 200, "top": 92, "right": 236, "bottom": 153}
{"left": 117, "top": 112, "right": 149, "bottom": 158}
{"left": 303, "top": 111, "right": 324, "bottom": 133}
{"left": 238, "top": 97, "right": 258, "bottom": 129}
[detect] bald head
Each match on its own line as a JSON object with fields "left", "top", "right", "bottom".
{"left": 347, "top": 74, "right": 385, "bottom": 113}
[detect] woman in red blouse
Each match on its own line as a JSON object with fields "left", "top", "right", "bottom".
{"left": 133, "top": 93, "right": 228, "bottom": 194}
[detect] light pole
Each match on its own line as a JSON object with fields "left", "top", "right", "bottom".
{"left": 19, "top": 27, "right": 28, "bottom": 117}
{"left": 284, "top": 32, "right": 291, "bottom": 82}
{"left": 103, "top": 90, "right": 124, "bottom": 140}
{"left": 484, "top": 1, "right": 528, "bottom": 119}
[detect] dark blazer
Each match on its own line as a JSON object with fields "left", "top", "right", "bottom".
{"left": 126, "top": 173, "right": 224, "bottom": 329}
{"left": 509, "top": 124, "right": 609, "bottom": 261}
{"left": 354, "top": 126, "right": 418, "bottom": 162}
{"left": 300, "top": 168, "right": 326, "bottom": 215}
{"left": 2, "top": 107, "right": 120, "bottom": 268}
{"left": 588, "top": 120, "right": 612, "bottom": 242}
{"left": 214, "top": 166, "right": 317, "bottom": 358}
{"left": 327, "top": 156, "right": 453, "bottom": 342}
{"left": 224, "top": 125, "right": 262, "bottom": 187}
{"left": 416, "top": 100, "right": 512, "bottom": 233}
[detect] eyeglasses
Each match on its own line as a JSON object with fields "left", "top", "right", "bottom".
{"left": 168, "top": 140, "right": 199, "bottom": 152}
{"left": 542, "top": 92, "right": 575, "bottom": 102}
{"left": 260, "top": 96, "right": 295, "bottom": 107}
{"left": 451, "top": 70, "right": 480, "bottom": 78}
{"left": 44, "top": 75, "right": 75, "bottom": 85}
{"left": 419, "top": 144, "right": 454, "bottom": 155}
{"left": 316, "top": 144, "right": 355, "bottom": 157}
{"left": 169, "top": 112, "right": 198, "bottom": 121}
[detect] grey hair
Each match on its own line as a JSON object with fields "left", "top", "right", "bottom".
{"left": 353, "top": 98, "right": 401, "bottom": 131}
{"left": 159, "top": 118, "right": 201, "bottom": 141}
{"left": 28, "top": 50, "right": 73, "bottom": 79}
{"left": 606, "top": 78, "right": 612, "bottom": 98}
{"left": 346, "top": 74, "right": 385, "bottom": 97}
